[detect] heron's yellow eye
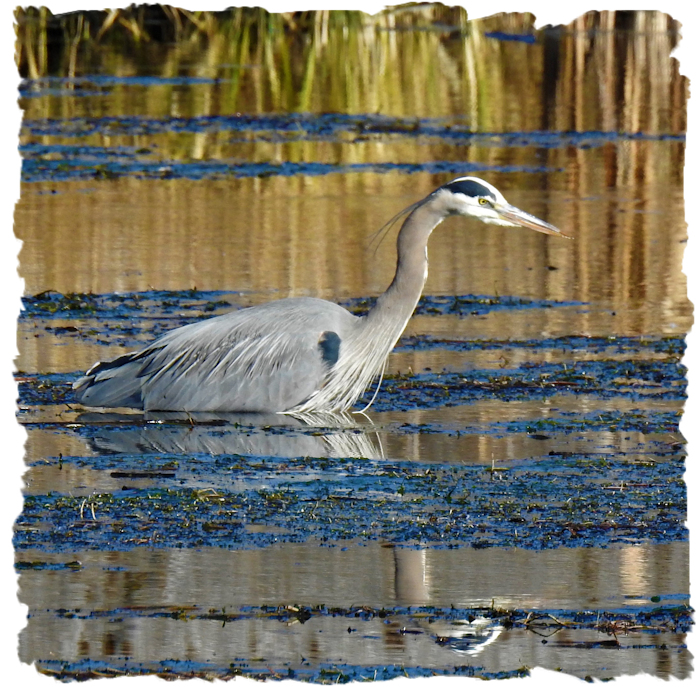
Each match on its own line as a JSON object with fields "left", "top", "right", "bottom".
{"left": 478, "top": 198, "right": 490, "bottom": 206}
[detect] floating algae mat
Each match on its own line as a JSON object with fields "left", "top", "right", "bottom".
{"left": 15, "top": 452, "right": 686, "bottom": 553}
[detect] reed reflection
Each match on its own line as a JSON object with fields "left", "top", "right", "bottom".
{"left": 17, "top": 8, "right": 685, "bottom": 134}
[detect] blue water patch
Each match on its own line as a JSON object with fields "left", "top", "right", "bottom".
{"left": 20, "top": 74, "right": 222, "bottom": 95}
{"left": 21, "top": 156, "right": 555, "bottom": 182}
{"left": 371, "top": 357, "right": 686, "bottom": 411}
{"left": 398, "top": 334, "right": 684, "bottom": 356}
{"left": 15, "top": 559, "right": 82, "bottom": 572}
{"left": 485, "top": 31, "right": 536, "bottom": 43}
{"left": 20, "top": 290, "right": 582, "bottom": 321}
{"left": 29, "top": 657, "right": 534, "bottom": 682}
{"left": 20, "top": 288, "right": 238, "bottom": 321}
{"left": 20, "top": 113, "right": 685, "bottom": 146}
{"left": 344, "top": 293, "right": 586, "bottom": 317}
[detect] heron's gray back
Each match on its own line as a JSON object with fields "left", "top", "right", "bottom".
{"left": 75, "top": 298, "right": 359, "bottom": 412}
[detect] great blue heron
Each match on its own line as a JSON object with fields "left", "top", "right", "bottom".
{"left": 73, "top": 176, "right": 568, "bottom": 413}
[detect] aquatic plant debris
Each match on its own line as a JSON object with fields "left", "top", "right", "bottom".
{"left": 25, "top": 601, "right": 692, "bottom": 633}
{"left": 15, "top": 453, "right": 686, "bottom": 553}
{"left": 20, "top": 288, "right": 237, "bottom": 322}
{"left": 20, "top": 289, "right": 582, "bottom": 322}
{"left": 343, "top": 293, "right": 587, "bottom": 316}
{"left": 370, "top": 358, "right": 686, "bottom": 411}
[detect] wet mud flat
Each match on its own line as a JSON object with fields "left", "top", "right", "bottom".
{"left": 15, "top": 289, "right": 691, "bottom": 681}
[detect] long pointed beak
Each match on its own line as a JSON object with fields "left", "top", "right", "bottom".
{"left": 496, "top": 204, "right": 571, "bottom": 238}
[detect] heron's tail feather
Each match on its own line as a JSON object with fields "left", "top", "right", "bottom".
{"left": 72, "top": 351, "right": 148, "bottom": 408}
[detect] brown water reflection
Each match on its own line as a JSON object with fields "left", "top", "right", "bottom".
{"left": 18, "top": 543, "right": 690, "bottom": 679}
{"left": 18, "top": 542, "right": 688, "bottom": 612}
{"left": 14, "top": 6, "right": 690, "bottom": 682}
{"left": 17, "top": 7, "right": 685, "bottom": 129}
{"left": 15, "top": 167, "right": 690, "bottom": 376}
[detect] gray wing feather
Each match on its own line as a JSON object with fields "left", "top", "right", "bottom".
{"left": 73, "top": 298, "right": 358, "bottom": 412}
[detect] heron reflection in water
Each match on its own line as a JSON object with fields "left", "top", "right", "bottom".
{"left": 74, "top": 177, "right": 569, "bottom": 413}
{"left": 79, "top": 410, "right": 384, "bottom": 462}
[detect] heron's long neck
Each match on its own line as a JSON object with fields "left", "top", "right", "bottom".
{"left": 292, "top": 199, "right": 447, "bottom": 414}
{"left": 366, "top": 200, "right": 445, "bottom": 334}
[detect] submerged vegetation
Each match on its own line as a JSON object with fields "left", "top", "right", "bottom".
{"left": 15, "top": 453, "right": 686, "bottom": 552}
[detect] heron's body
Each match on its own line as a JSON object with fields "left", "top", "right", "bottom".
{"left": 77, "top": 298, "right": 357, "bottom": 412}
{"left": 74, "top": 177, "right": 568, "bottom": 413}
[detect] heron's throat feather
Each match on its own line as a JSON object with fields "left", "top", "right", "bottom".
{"left": 292, "top": 200, "right": 443, "bottom": 414}
{"left": 291, "top": 300, "right": 418, "bottom": 413}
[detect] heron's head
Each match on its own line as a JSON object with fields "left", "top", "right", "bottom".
{"left": 436, "top": 176, "right": 570, "bottom": 238}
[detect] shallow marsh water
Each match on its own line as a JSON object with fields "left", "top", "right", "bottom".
{"left": 14, "top": 6, "right": 691, "bottom": 682}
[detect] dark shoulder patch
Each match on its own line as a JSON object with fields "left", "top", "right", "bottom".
{"left": 318, "top": 331, "right": 341, "bottom": 368}
{"left": 444, "top": 179, "right": 496, "bottom": 201}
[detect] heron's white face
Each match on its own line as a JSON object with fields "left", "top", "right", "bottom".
{"left": 438, "top": 176, "right": 569, "bottom": 237}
